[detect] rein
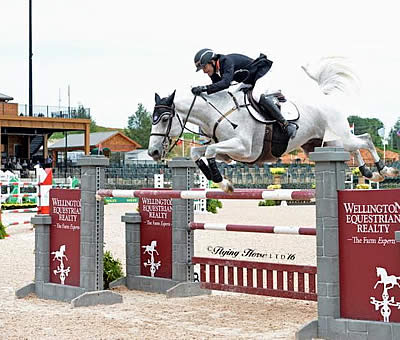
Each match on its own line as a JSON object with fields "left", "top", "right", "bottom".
{"left": 151, "top": 96, "right": 198, "bottom": 155}
{"left": 167, "top": 95, "right": 198, "bottom": 153}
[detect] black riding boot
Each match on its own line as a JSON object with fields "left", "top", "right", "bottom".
{"left": 259, "top": 94, "right": 297, "bottom": 139}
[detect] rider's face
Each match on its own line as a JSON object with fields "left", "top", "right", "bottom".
{"left": 202, "top": 62, "right": 214, "bottom": 76}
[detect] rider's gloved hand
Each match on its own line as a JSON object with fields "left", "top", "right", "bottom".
{"left": 191, "top": 86, "right": 207, "bottom": 96}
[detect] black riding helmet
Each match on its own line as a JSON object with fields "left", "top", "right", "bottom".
{"left": 194, "top": 48, "right": 215, "bottom": 72}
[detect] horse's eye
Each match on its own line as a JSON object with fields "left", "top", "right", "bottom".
{"left": 162, "top": 116, "right": 170, "bottom": 123}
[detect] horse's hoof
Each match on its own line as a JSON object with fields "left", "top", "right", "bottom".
{"left": 370, "top": 172, "right": 385, "bottom": 182}
{"left": 218, "top": 179, "right": 234, "bottom": 193}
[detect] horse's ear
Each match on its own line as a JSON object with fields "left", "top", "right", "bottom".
{"left": 155, "top": 93, "right": 161, "bottom": 104}
{"left": 167, "top": 90, "right": 176, "bottom": 105}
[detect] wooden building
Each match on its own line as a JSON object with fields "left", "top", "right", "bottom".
{"left": 0, "top": 92, "right": 91, "bottom": 169}
{"left": 48, "top": 131, "right": 141, "bottom": 164}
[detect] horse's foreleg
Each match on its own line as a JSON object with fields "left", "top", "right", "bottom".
{"left": 203, "top": 139, "right": 246, "bottom": 192}
{"left": 190, "top": 146, "right": 207, "bottom": 162}
{"left": 190, "top": 146, "right": 213, "bottom": 180}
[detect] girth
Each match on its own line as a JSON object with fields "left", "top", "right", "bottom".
{"left": 244, "top": 123, "right": 277, "bottom": 166}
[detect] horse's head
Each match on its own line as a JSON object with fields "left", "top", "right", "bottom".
{"left": 148, "top": 90, "right": 181, "bottom": 161}
{"left": 376, "top": 267, "right": 386, "bottom": 277}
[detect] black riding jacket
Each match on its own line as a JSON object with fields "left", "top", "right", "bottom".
{"left": 206, "top": 53, "right": 273, "bottom": 95}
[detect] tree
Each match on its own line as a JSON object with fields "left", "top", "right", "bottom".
{"left": 75, "top": 104, "right": 97, "bottom": 132}
{"left": 124, "top": 103, "right": 152, "bottom": 148}
{"left": 347, "top": 115, "right": 384, "bottom": 147}
{"left": 388, "top": 117, "right": 400, "bottom": 151}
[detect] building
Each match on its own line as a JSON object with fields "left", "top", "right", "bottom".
{"left": 48, "top": 131, "right": 141, "bottom": 165}
{"left": 0, "top": 92, "right": 91, "bottom": 171}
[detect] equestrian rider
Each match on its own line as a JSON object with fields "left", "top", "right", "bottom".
{"left": 192, "top": 48, "right": 296, "bottom": 139}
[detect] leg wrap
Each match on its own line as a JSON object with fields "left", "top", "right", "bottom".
{"left": 375, "top": 160, "right": 385, "bottom": 173}
{"left": 195, "top": 159, "right": 212, "bottom": 180}
{"left": 207, "top": 158, "right": 223, "bottom": 183}
{"left": 359, "top": 164, "right": 373, "bottom": 178}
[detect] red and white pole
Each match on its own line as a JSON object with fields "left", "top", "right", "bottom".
{"left": 37, "top": 168, "right": 52, "bottom": 214}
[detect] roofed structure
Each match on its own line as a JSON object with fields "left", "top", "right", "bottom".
{"left": 49, "top": 131, "right": 141, "bottom": 153}
{"left": 0, "top": 92, "right": 14, "bottom": 102}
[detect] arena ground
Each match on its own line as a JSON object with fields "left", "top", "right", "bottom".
{"left": 0, "top": 201, "right": 317, "bottom": 339}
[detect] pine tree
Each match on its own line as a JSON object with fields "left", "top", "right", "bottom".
{"left": 124, "top": 103, "right": 152, "bottom": 148}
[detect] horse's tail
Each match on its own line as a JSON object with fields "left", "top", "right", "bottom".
{"left": 301, "top": 56, "right": 360, "bottom": 96}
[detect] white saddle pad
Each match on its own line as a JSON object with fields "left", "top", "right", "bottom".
{"left": 247, "top": 100, "right": 300, "bottom": 124}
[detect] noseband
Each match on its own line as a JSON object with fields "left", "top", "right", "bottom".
{"left": 150, "top": 96, "right": 197, "bottom": 156}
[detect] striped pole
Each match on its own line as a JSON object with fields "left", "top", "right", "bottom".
{"left": 1, "top": 208, "right": 38, "bottom": 214}
{"left": 38, "top": 168, "right": 52, "bottom": 214}
{"left": 0, "top": 193, "right": 39, "bottom": 199}
{"left": 0, "top": 181, "right": 39, "bottom": 186}
{"left": 190, "top": 222, "right": 316, "bottom": 235}
{"left": 5, "top": 220, "right": 32, "bottom": 227}
{"left": 97, "top": 188, "right": 315, "bottom": 201}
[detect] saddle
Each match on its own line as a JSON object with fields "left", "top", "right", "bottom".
{"left": 245, "top": 88, "right": 286, "bottom": 119}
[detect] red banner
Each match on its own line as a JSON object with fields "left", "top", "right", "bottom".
{"left": 339, "top": 189, "right": 400, "bottom": 323}
{"left": 139, "top": 191, "right": 172, "bottom": 278}
{"left": 49, "top": 189, "right": 81, "bottom": 286}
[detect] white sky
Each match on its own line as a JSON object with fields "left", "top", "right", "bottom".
{"left": 1, "top": 0, "right": 399, "bottom": 136}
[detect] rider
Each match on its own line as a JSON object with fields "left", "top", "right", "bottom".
{"left": 192, "top": 48, "right": 296, "bottom": 139}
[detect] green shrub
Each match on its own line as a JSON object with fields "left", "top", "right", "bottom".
{"left": 103, "top": 250, "right": 124, "bottom": 289}
{"left": 258, "top": 199, "right": 276, "bottom": 206}
{"left": 270, "top": 167, "right": 286, "bottom": 175}
{"left": 206, "top": 199, "right": 222, "bottom": 214}
{"left": 356, "top": 184, "right": 370, "bottom": 189}
{"left": 0, "top": 221, "right": 7, "bottom": 239}
{"left": 267, "top": 184, "right": 281, "bottom": 189}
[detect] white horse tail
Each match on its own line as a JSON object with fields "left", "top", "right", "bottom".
{"left": 301, "top": 56, "right": 360, "bottom": 96}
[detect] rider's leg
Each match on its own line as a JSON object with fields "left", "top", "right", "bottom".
{"left": 258, "top": 94, "right": 297, "bottom": 139}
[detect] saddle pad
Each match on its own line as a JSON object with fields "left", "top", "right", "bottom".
{"left": 246, "top": 100, "right": 300, "bottom": 123}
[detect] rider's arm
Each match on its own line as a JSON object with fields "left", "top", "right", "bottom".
{"left": 206, "top": 58, "right": 234, "bottom": 94}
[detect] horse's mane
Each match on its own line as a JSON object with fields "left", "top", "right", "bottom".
{"left": 302, "top": 56, "right": 360, "bottom": 96}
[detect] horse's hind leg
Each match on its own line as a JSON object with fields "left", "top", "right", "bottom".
{"left": 355, "top": 134, "right": 399, "bottom": 180}
{"left": 352, "top": 150, "right": 384, "bottom": 182}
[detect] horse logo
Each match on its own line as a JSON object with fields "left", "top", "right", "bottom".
{"left": 51, "top": 244, "right": 68, "bottom": 262}
{"left": 374, "top": 267, "right": 400, "bottom": 291}
{"left": 142, "top": 240, "right": 159, "bottom": 255}
{"left": 51, "top": 244, "right": 70, "bottom": 285}
{"left": 142, "top": 240, "right": 161, "bottom": 277}
{"left": 370, "top": 266, "right": 400, "bottom": 322}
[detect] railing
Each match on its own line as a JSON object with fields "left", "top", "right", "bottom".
{"left": 17, "top": 104, "right": 90, "bottom": 119}
{"left": 50, "top": 162, "right": 400, "bottom": 190}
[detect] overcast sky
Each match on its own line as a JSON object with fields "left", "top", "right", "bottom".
{"left": 1, "top": 1, "right": 399, "bottom": 137}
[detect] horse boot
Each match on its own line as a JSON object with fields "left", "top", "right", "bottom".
{"left": 259, "top": 94, "right": 297, "bottom": 139}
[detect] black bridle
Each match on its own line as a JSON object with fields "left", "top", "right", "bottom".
{"left": 150, "top": 96, "right": 198, "bottom": 156}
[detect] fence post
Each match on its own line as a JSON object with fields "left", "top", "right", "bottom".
{"left": 169, "top": 158, "right": 196, "bottom": 283}
{"left": 296, "top": 147, "right": 349, "bottom": 339}
{"left": 166, "top": 157, "right": 211, "bottom": 297}
{"left": 77, "top": 155, "right": 108, "bottom": 291}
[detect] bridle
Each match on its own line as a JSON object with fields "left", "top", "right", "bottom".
{"left": 150, "top": 96, "right": 197, "bottom": 157}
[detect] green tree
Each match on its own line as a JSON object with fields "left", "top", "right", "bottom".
{"left": 388, "top": 117, "right": 400, "bottom": 151}
{"left": 75, "top": 104, "right": 97, "bottom": 132}
{"left": 348, "top": 116, "right": 384, "bottom": 147}
{"left": 124, "top": 103, "right": 152, "bottom": 148}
